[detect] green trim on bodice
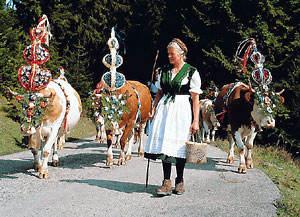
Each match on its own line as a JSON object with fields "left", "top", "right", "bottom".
{"left": 160, "top": 63, "right": 196, "bottom": 103}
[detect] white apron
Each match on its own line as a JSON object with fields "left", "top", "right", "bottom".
{"left": 145, "top": 94, "right": 192, "bottom": 158}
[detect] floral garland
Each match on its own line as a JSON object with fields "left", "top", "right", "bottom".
{"left": 90, "top": 90, "right": 129, "bottom": 128}
{"left": 253, "top": 85, "right": 282, "bottom": 114}
{"left": 16, "top": 92, "right": 48, "bottom": 129}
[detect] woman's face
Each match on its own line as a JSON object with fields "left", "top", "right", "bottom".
{"left": 168, "top": 47, "right": 183, "bottom": 65}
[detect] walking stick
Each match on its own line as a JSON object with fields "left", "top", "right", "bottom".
{"left": 145, "top": 50, "right": 159, "bottom": 188}
{"left": 145, "top": 158, "right": 150, "bottom": 188}
{"left": 150, "top": 50, "right": 160, "bottom": 85}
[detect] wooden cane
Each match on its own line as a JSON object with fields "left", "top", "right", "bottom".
{"left": 145, "top": 158, "right": 150, "bottom": 188}
{"left": 150, "top": 50, "right": 160, "bottom": 85}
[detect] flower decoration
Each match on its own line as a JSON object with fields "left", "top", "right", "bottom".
{"left": 89, "top": 90, "right": 129, "bottom": 128}
{"left": 16, "top": 92, "right": 48, "bottom": 129}
{"left": 253, "top": 86, "right": 282, "bottom": 114}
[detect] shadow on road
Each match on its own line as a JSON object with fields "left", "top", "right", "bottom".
{"left": 0, "top": 158, "right": 32, "bottom": 179}
{"left": 59, "top": 153, "right": 107, "bottom": 169}
{"left": 60, "top": 179, "right": 157, "bottom": 196}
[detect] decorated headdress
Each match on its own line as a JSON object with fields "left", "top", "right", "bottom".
{"left": 234, "top": 38, "right": 272, "bottom": 89}
{"left": 234, "top": 38, "right": 284, "bottom": 114}
{"left": 101, "top": 27, "right": 126, "bottom": 91}
{"left": 18, "top": 14, "right": 52, "bottom": 91}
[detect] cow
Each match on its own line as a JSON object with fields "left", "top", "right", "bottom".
{"left": 199, "top": 99, "right": 220, "bottom": 143}
{"left": 13, "top": 77, "right": 82, "bottom": 178}
{"left": 214, "top": 82, "right": 284, "bottom": 173}
{"left": 105, "top": 81, "right": 152, "bottom": 166}
{"left": 93, "top": 111, "right": 107, "bottom": 143}
{"left": 95, "top": 28, "right": 152, "bottom": 166}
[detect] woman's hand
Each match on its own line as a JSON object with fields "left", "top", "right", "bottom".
{"left": 149, "top": 107, "right": 156, "bottom": 121}
{"left": 190, "top": 120, "right": 199, "bottom": 134}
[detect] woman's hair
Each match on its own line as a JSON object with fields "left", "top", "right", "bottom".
{"left": 167, "top": 38, "right": 188, "bottom": 61}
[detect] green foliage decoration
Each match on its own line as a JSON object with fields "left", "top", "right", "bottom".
{"left": 90, "top": 90, "right": 130, "bottom": 128}
{"left": 253, "top": 85, "right": 284, "bottom": 115}
{"left": 16, "top": 92, "right": 48, "bottom": 129}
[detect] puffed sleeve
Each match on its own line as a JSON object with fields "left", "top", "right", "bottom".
{"left": 189, "top": 70, "right": 203, "bottom": 94}
{"left": 155, "top": 72, "right": 162, "bottom": 90}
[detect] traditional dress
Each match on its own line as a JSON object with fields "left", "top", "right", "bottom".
{"left": 145, "top": 63, "right": 202, "bottom": 161}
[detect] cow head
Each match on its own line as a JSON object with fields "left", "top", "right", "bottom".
{"left": 90, "top": 89, "right": 129, "bottom": 131}
{"left": 247, "top": 84, "right": 284, "bottom": 129}
{"left": 19, "top": 92, "right": 50, "bottom": 135}
{"left": 7, "top": 87, "right": 50, "bottom": 135}
{"left": 207, "top": 104, "right": 220, "bottom": 128}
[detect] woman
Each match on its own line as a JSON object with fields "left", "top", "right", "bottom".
{"left": 144, "top": 38, "right": 202, "bottom": 196}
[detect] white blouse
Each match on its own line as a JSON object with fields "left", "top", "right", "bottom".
{"left": 156, "top": 67, "right": 203, "bottom": 95}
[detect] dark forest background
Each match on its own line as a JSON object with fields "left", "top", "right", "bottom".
{"left": 1, "top": 0, "right": 299, "bottom": 155}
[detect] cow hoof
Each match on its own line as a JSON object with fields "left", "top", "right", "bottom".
{"left": 115, "top": 144, "right": 120, "bottom": 149}
{"left": 246, "top": 160, "right": 254, "bottom": 169}
{"left": 226, "top": 157, "right": 234, "bottom": 164}
{"left": 100, "top": 139, "right": 106, "bottom": 144}
{"left": 117, "top": 159, "right": 126, "bottom": 166}
{"left": 106, "top": 159, "right": 114, "bottom": 167}
{"left": 39, "top": 172, "right": 49, "bottom": 179}
{"left": 33, "top": 163, "right": 42, "bottom": 172}
{"left": 238, "top": 166, "right": 247, "bottom": 174}
{"left": 138, "top": 152, "right": 144, "bottom": 157}
{"left": 52, "top": 160, "right": 59, "bottom": 167}
{"left": 125, "top": 155, "right": 131, "bottom": 161}
{"left": 95, "top": 139, "right": 100, "bottom": 143}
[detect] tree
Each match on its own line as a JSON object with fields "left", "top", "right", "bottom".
{"left": 181, "top": 0, "right": 300, "bottom": 149}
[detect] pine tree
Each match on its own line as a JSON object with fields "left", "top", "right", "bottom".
{"left": 181, "top": 0, "right": 300, "bottom": 149}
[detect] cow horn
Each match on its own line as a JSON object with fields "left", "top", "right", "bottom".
{"left": 248, "top": 83, "right": 255, "bottom": 93}
{"left": 276, "top": 89, "right": 285, "bottom": 95}
{"left": 6, "top": 86, "right": 19, "bottom": 96}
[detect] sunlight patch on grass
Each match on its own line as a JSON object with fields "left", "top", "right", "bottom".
{"left": 213, "top": 138, "right": 300, "bottom": 216}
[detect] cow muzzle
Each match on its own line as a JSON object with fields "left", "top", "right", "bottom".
{"left": 261, "top": 117, "right": 275, "bottom": 129}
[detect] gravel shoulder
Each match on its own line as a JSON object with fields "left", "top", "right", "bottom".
{"left": 0, "top": 136, "right": 279, "bottom": 217}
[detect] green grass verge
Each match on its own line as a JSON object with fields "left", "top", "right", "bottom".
{"left": 0, "top": 95, "right": 96, "bottom": 156}
{"left": 213, "top": 139, "right": 300, "bottom": 217}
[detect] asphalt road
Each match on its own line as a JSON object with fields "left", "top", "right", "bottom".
{"left": 0, "top": 136, "right": 279, "bottom": 217}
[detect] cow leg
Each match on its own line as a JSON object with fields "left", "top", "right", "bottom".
{"left": 118, "top": 120, "right": 135, "bottom": 166}
{"left": 31, "top": 149, "right": 42, "bottom": 172}
{"left": 100, "top": 124, "right": 107, "bottom": 143}
{"left": 211, "top": 127, "right": 217, "bottom": 142}
{"left": 226, "top": 133, "right": 235, "bottom": 164}
{"left": 203, "top": 122, "right": 210, "bottom": 143}
{"left": 57, "top": 134, "right": 66, "bottom": 149}
{"left": 211, "top": 129, "right": 215, "bottom": 142}
{"left": 234, "top": 129, "right": 247, "bottom": 174}
{"left": 115, "top": 134, "right": 121, "bottom": 149}
{"left": 39, "top": 129, "right": 59, "bottom": 178}
{"left": 137, "top": 123, "right": 146, "bottom": 157}
{"left": 125, "top": 129, "right": 135, "bottom": 161}
{"left": 245, "top": 128, "right": 257, "bottom": 169}
{"left": 95, "top": 123, "right": 101, "bottom": 142}
{"left": 106, "top": 132, "right": 114, "bottom": 166}
{"left": 201, "top": 127, "right": 205, "bottom": 142}
{"left": 52, "top": 138, "right": 59, "bottom": 167}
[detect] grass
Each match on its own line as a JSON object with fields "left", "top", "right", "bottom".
{"left": 213, "top": 139, "right": 300, "bottom": 217}
{"left": 0, "top": 95, "right": 96, "bottom": 156}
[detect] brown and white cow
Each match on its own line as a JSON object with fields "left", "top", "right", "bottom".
{"left": 105, "top": 81, "right": 152, "bottom": 166}
{"left": 20, "top": 78, "right": 82, "bottom": 178}
{"left": 199, "top": 99, "right": 220, "bottom": 143}
{"left": 214, "top": 82, "right": 284, "bottom": 173}
{"left": 93, "top": 111, "right": 107, "bottom": 143}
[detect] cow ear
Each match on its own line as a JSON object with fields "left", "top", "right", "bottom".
{"left": 245, "top": 92, "right": 254, "bottom": 104}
